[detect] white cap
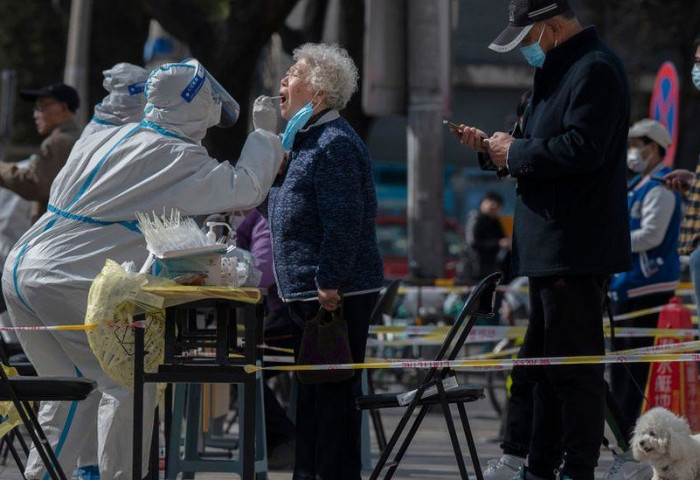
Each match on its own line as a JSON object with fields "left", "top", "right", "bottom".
{"left": 628, "top": 118, "right": 671, "bottom": 149}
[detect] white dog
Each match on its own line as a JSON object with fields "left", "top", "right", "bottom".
{"left": 632, "top": 407, "right": 700, "bottom": 480}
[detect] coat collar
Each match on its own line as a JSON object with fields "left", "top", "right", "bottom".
{"left": 536, "top": 26, "right": 600, "bottom": 80}
{"left": 52, "top": 120, "right": 79, "bottom": 136}
{"left": 299, "top": 109, "right": 340, "bottom": 134}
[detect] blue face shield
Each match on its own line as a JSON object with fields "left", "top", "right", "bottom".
{"left": 281, "top": 93, "right": 319, "bottom": 153}
{"left": 179, "top": 58, "right": 240, "bottom": 128}
{"left": 520, "top": 26, "right": 547, "bottom": 68}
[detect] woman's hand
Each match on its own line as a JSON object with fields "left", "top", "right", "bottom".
{"left": 318, "top": 288, "right": 341, "bottom": 311}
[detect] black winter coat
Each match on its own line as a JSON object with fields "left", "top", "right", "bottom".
{"left": 507, "top": 27, "right": 632, "bottom": 277}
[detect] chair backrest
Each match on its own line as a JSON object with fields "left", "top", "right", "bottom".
{"left": 423, "top": 272, "right": 502, "bottom": 385}
{"left": 369, "top": 280, "right": 401, "bottom": 325}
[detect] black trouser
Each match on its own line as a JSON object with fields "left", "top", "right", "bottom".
{"left": 609, "top": 291, "right": 674, "bottom": 439}
{"left": 289, "top": 292, "right": 378, "bottom": 480}
{"left": 501, "top": 364, "right": 534, "bottom": 458}
{"left": 522, "top": 275, "right": 607, "bottom": 480}
{"left": 502, "top": 371, "right": 634, "bottom": 458}
{"left": 263, "top": 308, "right": 298, "bottom": 450}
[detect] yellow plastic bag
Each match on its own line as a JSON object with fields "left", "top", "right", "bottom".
{"left": 0, "top": 365, "right": 23, "bottom": 439}
{"left": 85, "top": 260, "right": 167, "bottom": 389}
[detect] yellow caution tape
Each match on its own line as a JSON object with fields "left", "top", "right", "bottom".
{"left": 245, "top": 352, "right": 700, "bottom": 374}
{"left": 367, "top": 326, "right": 698, "bottom": 348}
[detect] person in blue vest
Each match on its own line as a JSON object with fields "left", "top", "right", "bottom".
{"left": 609, "top": 118, "right": 681, "bottom": 467}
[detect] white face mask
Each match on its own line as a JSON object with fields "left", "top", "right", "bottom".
{"left": 626, "top": 147, "right": 649, "bottom": 173}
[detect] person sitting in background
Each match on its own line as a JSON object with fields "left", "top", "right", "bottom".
{"left": 606, "top": 118, "right": 679, "bottom": 477}
{"left": 463, "top": 191, "right": 511, "bottom": 283}
{"left": 0, "top": 82, "right": 80, "bottom": 222}
{"left": 79, "top": 63, "right": 149, "bottom": 140}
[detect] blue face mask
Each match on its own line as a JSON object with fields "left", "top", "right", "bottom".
{"left": 692, "top": 64, "right": 700, "bottom": 91}
{"left": 520, "top": 26, "right": 547, "bottom": 68}
{"left": 281, "top": 94, "right": 319, "bottom": 153}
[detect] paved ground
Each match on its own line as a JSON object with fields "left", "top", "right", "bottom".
{"left": 0, "top": 373, "right": 617, "bottom": 480}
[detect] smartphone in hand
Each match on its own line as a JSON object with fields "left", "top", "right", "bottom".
{"left": 650, "top": 175, "right": 690, "bottom": 189}
{"left": 444, "top": 120, "right": 490, "bottom": 149}
{"left": 443, "top": 120, "right": 461, "bottom": 131}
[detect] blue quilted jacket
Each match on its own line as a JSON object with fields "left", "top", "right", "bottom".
{"left": 268, "top": 110, "right": 384, "bottom": 301}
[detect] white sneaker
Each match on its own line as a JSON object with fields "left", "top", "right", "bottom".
{"left": 602, "top": 452, "right": 653, "bottom": 480}
{"left": 483, "top": 454, "right": 525, "bottom": 480}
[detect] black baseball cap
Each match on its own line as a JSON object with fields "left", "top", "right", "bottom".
{"left": 19, "top": 82, "right": 80, "bottom": 112}
{"left": 489, "top": 0, "right": 572, "bottom": 53}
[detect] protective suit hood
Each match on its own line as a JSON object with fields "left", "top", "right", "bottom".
{"left": 92, "top": 63, "right": 148, "bottom": 127}
{"left": 143, "top": 60, "right": 239, "bottom": 143}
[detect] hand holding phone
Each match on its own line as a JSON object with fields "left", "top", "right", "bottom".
{"left": 651, "top": 174, "right": 690, "bottom": 192}
{"left": 443, "top": 120, "right": 462, "bottom": 131}
{"left": 444, "top": 120, "right": 489, "bottom": 151}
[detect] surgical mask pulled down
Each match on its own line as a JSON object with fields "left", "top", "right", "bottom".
{"left": 520, "top": 26, "right": 547, "bottom": 68}
{"left": 281, "top": 92, "right": 320, "bottom": 152}
{"left": 627, "top": 147, "right": 650, "bottom": 173}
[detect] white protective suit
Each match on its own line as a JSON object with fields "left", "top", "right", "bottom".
{"left": 78, "top": 62, "right": 148, "bottom": 477}
{"left": 79, "top": 63, "right": 149, "bottom": 140}
{"left": 2, "top": 59, "right": 284, "bottom": 479}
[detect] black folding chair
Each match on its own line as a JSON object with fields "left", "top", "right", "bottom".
{"left": 366, "top": 280, "right": 400, "bottom": 452}
{"left": 0, "top": 367, "right": 96, "bottom": 480}
{"left": 357, "top": 272, "right": 502, "bottom": 480}
{"left": 0, "top": 336, "right": 35, "bottom": 468}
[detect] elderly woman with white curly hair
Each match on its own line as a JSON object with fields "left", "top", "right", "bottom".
{"left": 256, "top": 43, "right": 384, "bottom": 479}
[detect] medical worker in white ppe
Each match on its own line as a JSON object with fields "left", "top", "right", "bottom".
{"left": 79, "top": 62, "right": 149, "bottom": 140}
{"left": 1, "top": 59, "right": 283, "bottom": 480}
{"left": 75, "top": 61, "right": 149, "bottom": 480}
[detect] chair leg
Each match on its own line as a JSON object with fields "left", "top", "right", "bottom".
{"left": 0, "top": 436, "right": 9, "bottom": 466}
{"left": 15, "top": 424, "right": 30, "bottom": 455}
{"left": 369, "top": 390, "right": 429, "bottom": 480}
{"left": 457, "top": 402, "right": 484, "bottom": 480}
{"left": 381, "top": 404, "right": 432, "bottom": 480}
{"left": 435, "top": 383, "right": 468, "bottom": 479}
{"left": 10, "top": 401, "right": 65, "bottom": 480}
{"left": 20, "top": 401, "right": 68, "bottom": 480}
{"left": 367, "top": 371, "right": 387, "bottom": 451}
{"left": 5, "top": 432, "right": 26, "bottom": 477}
{"left": 0, "top": 367, "right": 65, "bottom": 480}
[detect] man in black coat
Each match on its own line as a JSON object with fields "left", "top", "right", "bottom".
{"left": 451, "top": 1, "right": 631, "bottom": 479}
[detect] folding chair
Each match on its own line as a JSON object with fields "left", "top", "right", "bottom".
{"left": 366, "top": 280, "right": 401, "bottom": 452}
{"left": 0, "top": 366, "right": 96, "bottom": 480}
{"left": 357, "top": 272, "right": 502, "bottom": 480}
{"left": 0, "top": 336, "right": 35, "bottom": 468}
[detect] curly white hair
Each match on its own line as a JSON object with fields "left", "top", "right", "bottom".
{"left": 293, "top": 43, "right": 358, "bottom": 111}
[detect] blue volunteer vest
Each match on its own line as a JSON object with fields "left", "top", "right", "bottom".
{"left": 610, "top": 166, "right": 681, "bottom": 302}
